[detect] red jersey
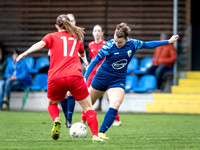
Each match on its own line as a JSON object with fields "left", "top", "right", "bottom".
{"left": 87, "top": 40, "right": 106, "bottom": 86}
{"left": 42, "top": 31, "right": 84, "bottom": 80}
{"left": 89, "top": 40, "right": 107, "bottom": 60}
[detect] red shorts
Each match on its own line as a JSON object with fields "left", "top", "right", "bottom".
{"left": 47, "top": 76, "right": 89, "bottom": 101}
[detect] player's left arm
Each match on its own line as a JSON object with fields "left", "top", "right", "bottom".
{"left": 143, "top": 35, "right": 179, "bottom": 48}
{"left": 79, "top": 51, "right": 89, "bottom": 69}
{"left": 78, "top": 42, "right": 89, "bottom": 68}
{"left": 84, "top": 55, "right": 102, "bottom": 80}
{"left": 16, "top": 41, "right": 46, "bottom": 62}
{"left": 84, "top": 41, "right": 110, "bottom": 80}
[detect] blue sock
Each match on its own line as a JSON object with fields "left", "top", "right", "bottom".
{"left": 60, "top": 98, "right": 68, "bottom": 121}
{"left": 67, "top": 96, "right": 75, "bottom": 120}
{"left": 99, "top": 108, "right": 118, "bottom": 133}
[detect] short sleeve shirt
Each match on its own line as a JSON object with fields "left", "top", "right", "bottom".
{"left": 42, "top": 31, "right": 83, "bottom": 80}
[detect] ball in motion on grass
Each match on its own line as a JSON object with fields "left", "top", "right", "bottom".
{"left": 69, "top": 122, "right": 87, "bottom": 138}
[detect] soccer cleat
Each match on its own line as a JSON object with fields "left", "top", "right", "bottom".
{"left": 51, "top": 117, "right": 61, "bottom": 140}
{"left": 2, "top": 97, "right": 9, "bottom": 110}
{"left": 98, "top": 132, "right": 109, "bottom": 139}
{"left": 112, "top": 121, "right": 122, "bottom": 126}
{"left": 65, "top": 120, "right": 72, "bottom": 128}
{"left": 92, "top": 135, "right": 106, "bottom": 143}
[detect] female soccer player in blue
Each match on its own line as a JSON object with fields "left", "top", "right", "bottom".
{"left": 84, "top": 22, "right": 179, "bottom": 139}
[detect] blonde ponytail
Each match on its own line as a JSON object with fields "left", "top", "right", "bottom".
{"left": 56, "top": 14, "right": 85, "bottom": 42}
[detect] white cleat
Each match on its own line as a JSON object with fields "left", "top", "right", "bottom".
{"left": 112, "top": 121, "right": 122, "bottom": 126}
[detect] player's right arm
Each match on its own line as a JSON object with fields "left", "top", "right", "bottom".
{"left": 16, "top": 41, "right": 46, "bottom": 62}
{"left": 78, "top": 42, "right": 89, "bottom": 69}
{"left": 80, "top": 51, "right": 89, "bottom": 69}
{"left": 84, "top": 40, "right": 111, "bottom": 80}
{"left": 84, "top": 55, "right": 102, "bottom": 80}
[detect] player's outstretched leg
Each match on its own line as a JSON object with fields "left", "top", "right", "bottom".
{"left": 78, "top": 95, "right": 106, "bottom": 143}
{"left": 51, "top": 117, "right": 61, "bottom": 140}
{"left": 48, "top": 102, "right": 61, "bottom": 140}
{"left": 86, "top": 110, "right": 98, "bottom": 136}
{"left": 86, "top": 110, "right": 106, "bottom": 143}
{"left": 98, "top": 107, "right": 118, "bottom": 139}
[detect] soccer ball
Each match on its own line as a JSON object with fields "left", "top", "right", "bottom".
{"left": 69, "top": 122, "right": 87, "bottom": 138}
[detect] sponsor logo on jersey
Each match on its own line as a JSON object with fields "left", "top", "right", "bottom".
{"left": 112, "top": 59, "right": 128, "bottom": 69}
{"left": 114, "top": 52, "right": 119, "bottom": 55}
{"left": 127, "top": 50, "right": 132, "bottom": 57}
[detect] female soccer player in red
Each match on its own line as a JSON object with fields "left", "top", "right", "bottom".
{"left": 81, "top": 25, "right": 122, "bottom": 126}
{"left": 16, "top": 14, "right": 105, "bottom": 143}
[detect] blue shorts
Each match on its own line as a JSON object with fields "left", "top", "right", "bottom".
{"left": 90, "top": 72, "right": 125, "bottom": 91}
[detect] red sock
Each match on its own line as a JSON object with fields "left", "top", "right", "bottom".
{"left": 82, "top": 110, "right": 86, "bottom": 122}
{"left": 115, "top": 112, "right": 120, "bottom": 121}
{"left": 48, "top": 104, "right": 59, "bottom": 121}
{"left": 86, "top": 110, "right": 98, "bottom": 136}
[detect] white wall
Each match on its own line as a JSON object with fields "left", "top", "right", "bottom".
{"left": 10, "top": 91, "right": 154, "bottom": 113}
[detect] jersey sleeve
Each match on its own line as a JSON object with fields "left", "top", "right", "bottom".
{"left": 143, "top": 40, "right": 169, "bottom": 48}
{"left": 78, "top": 42, "right": 84, "bottom": 54}
{"left": 42, "top": 33, "right": 52, "bottom": 48}
{"left": 84, "top": 56, "right": 102, "bottom": 79}
{"left": 97, "top": 40, "right": 112, "bottom": 59}
{"left": 130, "top": 38, "right": 169, "bottom": 50}
{"left": 88, "top": 42, "right": 93, "bottom": 58}
{"left": 130, "top": 39, "right": 144, "bottom": 51}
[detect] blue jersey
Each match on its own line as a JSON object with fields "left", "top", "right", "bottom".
{"left": 96, "top": 38, "right": 144, "bottom": 78}
{"left": 84, "top": 38, "right": 168, "bottom": 91}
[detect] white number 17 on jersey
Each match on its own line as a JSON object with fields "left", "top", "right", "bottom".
{"left": 61, "top": 36, "right": 77, "bottom": 57}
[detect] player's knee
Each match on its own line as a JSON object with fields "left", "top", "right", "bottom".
{"left": 83, "top": 106, "right": 93, "bottom": 112}
{"left": 110, "top": 101, "right": 121, "bottom": 110}
{"left": 48, "top": 99, "right": 59, "bottom": 105}
{"left": 92, "top": 98, "right": 97, "bottom": 105}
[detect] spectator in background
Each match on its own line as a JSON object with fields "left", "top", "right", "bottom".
{"left": 0, "top": 45, "right": 7, "bottom": 109}
{"left": 2, "top": 49, "right": 29, "bottom": 110}
{"left": 146, "top": 32, "right": 177, "bottom": 89}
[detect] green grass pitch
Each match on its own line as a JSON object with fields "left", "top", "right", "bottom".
{"left": 0, "top": 111, "right": 200, "bottom": 150}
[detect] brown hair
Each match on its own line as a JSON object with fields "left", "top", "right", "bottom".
{"left": 56, "top": 14, "right": 85, "bottom": 42}
{"left": 115, "top": 23, "right": 131, "bottom": 39}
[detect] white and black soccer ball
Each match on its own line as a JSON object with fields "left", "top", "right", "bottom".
{"left": 69, "top": 122, "right": 87, "bottom": 138}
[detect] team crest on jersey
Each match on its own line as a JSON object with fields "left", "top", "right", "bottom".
{"left": 112, "top": 59, "right": 128, "bottom": 70}
{"left": 127, "top": 50, "right": 132, "bottom": 57}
